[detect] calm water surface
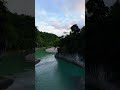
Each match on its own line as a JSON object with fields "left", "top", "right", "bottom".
{"left": 35, "top": 50, "right": 85, "bottom": 90}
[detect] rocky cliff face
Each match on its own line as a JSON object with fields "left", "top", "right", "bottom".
{"left": 55, "top": 53, "right": 85, "bottom": 67}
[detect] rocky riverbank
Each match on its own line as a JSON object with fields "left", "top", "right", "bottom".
{"left": 55, "top": 53, "right": 85, "bottom": 67}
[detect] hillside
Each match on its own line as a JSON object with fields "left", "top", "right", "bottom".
{"left": 36, "top": 29, "right": 60, "bottom": 47}
{"left": 0, "top": 0, "right": 34, "bottom": 52}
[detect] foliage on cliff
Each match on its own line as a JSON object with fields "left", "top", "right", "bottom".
{"left": 36, "top": 28, "right": 59, "bottom": 48}
{"left": 58, "top": 24, "right": 85, "bottom": 56}
{"left": 0, "top": 0, "right": 35, "bottom": 53}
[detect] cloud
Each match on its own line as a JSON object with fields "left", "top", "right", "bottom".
{"left": 35, "top": 0, "right": 85, "bottom": 36}
{"left": 36, "top": 21, "right": 70, "bottom": 36}
{"left": 54, "top": 0, "right": 85, "bottom": 15}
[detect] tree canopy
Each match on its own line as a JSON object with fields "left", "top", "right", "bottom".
{"left": 36, "top": 28, "right": 59, "bottom": 48}
{"left": 58, "top": 24, "right": 85, "bottom": 56}
{"left": 0, "top": 0, "right": 35, "bottom": 53}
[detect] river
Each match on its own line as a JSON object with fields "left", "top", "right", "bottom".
{"left": 35, "top": 49, "right": 85, "bottom": 90}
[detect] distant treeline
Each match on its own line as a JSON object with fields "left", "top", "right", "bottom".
{"left": 36, "top": 28, "right": 59, "bottom": 48}
{"left": 0, "top": 0, "right": 34, "bottom": 53}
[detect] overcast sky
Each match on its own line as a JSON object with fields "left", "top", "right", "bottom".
{"left": 35, "top": 0, "right": 85, "bottom": 36}
{"left": 5, "top": 0, "right": 34, "bottom": 16}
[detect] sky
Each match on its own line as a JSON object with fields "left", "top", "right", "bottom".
{"left": 35, "top": 0, "right": 85, "bottom": 36}
{"left": 4, "top": 0, "right": 118, "bottom": 36}
{"left": 5, "top": 0, "right": 34, "bottom": 16}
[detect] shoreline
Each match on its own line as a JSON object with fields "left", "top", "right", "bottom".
{"left": 55, "top": 53, "right": 85, "bottom": 68}
{"left": 44, "top": 47, "right": 85, "bottom": 67}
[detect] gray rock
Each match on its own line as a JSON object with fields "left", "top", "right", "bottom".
{"left": 55, "top": 53, "right": 85, "bottom": 67}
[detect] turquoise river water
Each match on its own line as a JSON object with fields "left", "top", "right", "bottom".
{"left": 35, "top": 49, "right": 85, "bottom": 90}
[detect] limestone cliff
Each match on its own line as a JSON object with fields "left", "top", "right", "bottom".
{"left": 55, "top": 53, "right": 85, "bottom": 67}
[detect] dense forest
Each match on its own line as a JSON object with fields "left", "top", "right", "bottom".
{"left": 85, "top": 0, "right": 120, "bottom": 89}
{"left": 36, "top": 28, "right": 59, "bottom": 48}
{"left": 57, "top": 24, "right": 85, "bottom": 57}
{"left": 0, "top": 0, "right": 34, "bottom": 54}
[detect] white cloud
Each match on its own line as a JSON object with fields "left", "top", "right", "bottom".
{"left": 35, "top": 0, "right": 85, "bottom": 36}
{"left": 37, "top": 21, "right": 70, "bottom": 36}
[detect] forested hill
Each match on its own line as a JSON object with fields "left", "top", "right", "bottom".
{"left": 0, "top": 0, "right": 35, "bottom": 53}
{"left": 6, "top": 12, "right": 35, "bottom": 50}
{"left": 36, "top": 29, "right": 59, "bottom": 47}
